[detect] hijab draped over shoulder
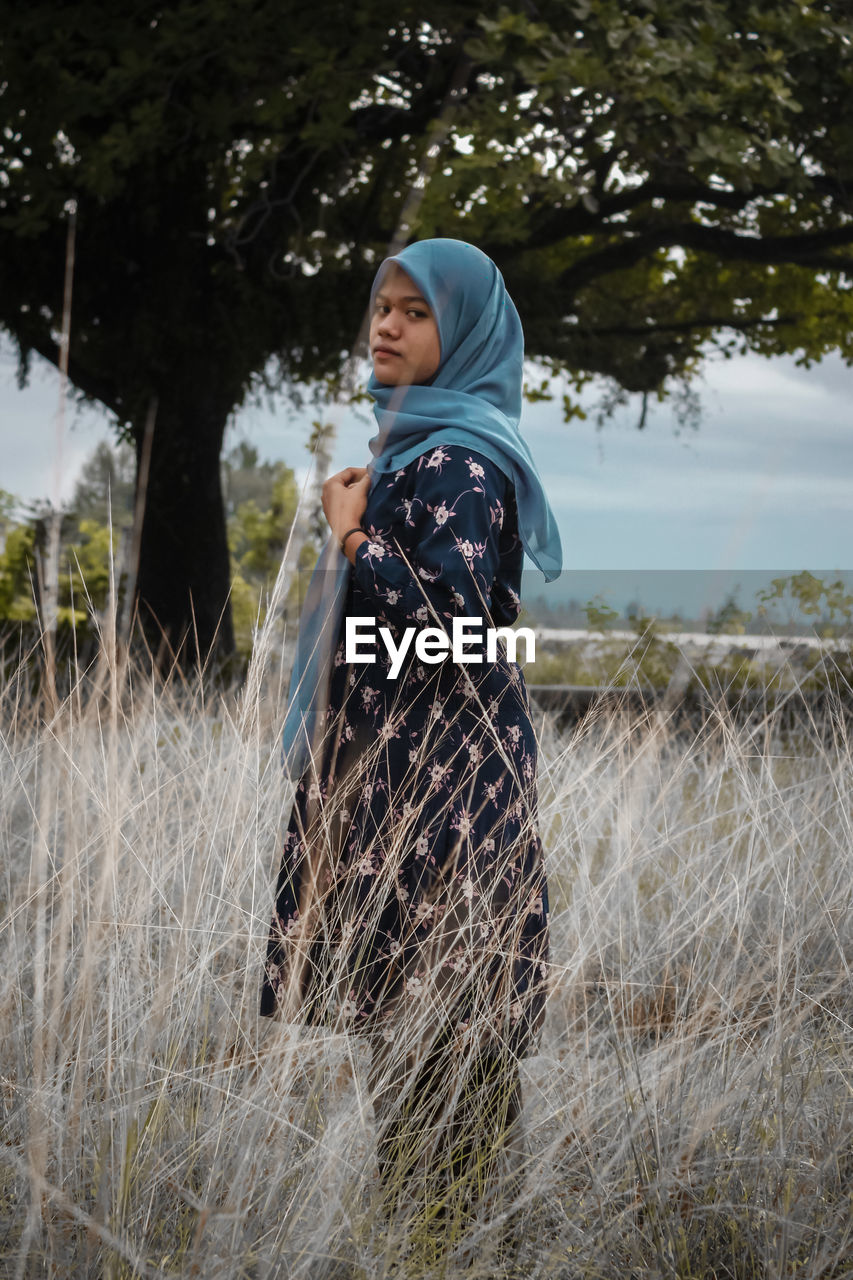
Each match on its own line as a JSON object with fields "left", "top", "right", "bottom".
{"left": 282, "top": 238, "right": 562, "bottom": 777}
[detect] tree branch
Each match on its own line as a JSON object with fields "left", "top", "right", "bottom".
{"left": 579, "top": 314, "right": 802, "bottom": 338}
{"left": 231, "top": 48, "right": 480, "bottom": 268}
{"left": 555, "top": 222, "right": 853, "bottom": 294}
{"left": 520, "top": 174, "right": 853, "bottom": 251}
{"left": 20, "top": 332, "right": 123, "bottom": 422}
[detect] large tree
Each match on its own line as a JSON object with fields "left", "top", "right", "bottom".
{"left": 2, "top": 0, "right": 852, "bottom": 661}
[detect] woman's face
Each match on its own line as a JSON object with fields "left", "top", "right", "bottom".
{"left": 370, "top": 264, "right": 441, "bottom": 386}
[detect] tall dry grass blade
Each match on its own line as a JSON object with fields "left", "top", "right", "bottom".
{"left": 37, "top": 201, "right": 78, "bottom": 725}
{"left": 119, "top": 395, "right": 158, "bottom": 652}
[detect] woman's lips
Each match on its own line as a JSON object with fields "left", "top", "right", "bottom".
{"left": 373, "top": 347, "right": 400, "bottom": 358}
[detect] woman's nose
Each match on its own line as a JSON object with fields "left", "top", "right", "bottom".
{"left": 378, "top": 309, "right": 400, "bottom": 336}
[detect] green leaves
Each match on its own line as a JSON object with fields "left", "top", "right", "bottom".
{"left": 223, "top": 444, "right": 315, "bottom": 652}
{"left": 757, "top": 573, "right": 853, "bottom": 637}
{"left": 0, "top": 521, "right": 38, "bottom": 621}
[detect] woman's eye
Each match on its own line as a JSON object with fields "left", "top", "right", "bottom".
{"left": 374, "top": 303, "right": 428, "bottom": 319}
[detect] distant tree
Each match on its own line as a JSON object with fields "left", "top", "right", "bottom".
{"left": 226, "top": 449, "right": 300, "bottom": 576}
{"left": 18, "top": 501, "right": 117, "bottom": 624}
{"left": 60, "top": 520, "right": 117, "bottom": 616}
{"left": 0, "top": 489, "right": 16, "bottom": 554}
{"left": 757, "top": 571, "right": 853, "bottom": 637}
{"left": 584, "top": 595, "right": 620, "bottom": 632}
{"left": 223, "top": 442, "right": 316, "bottom": 651}
{"left": 1, "top": 441, "right": 316, "bottom": 644}
{"left": 0, "top": 520, "right": 37, "bottom": 621}
{"left": 70, "top": 440, "right": 136, "bottom": 529}
{"left": 222, "top": 443, "right": 282, "bottom": 516}
{"left": 2, "top": 0, "right": 852, "bottom": 662}
{"left": 706, "top": 591, "right": 753, "bottom": 636}
{"left": 2, "top": 444, "right": 133, "bottom": 626}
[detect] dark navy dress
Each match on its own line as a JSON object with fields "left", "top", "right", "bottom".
{"left": 260, "top": 444, "right": 549, "bottom": 1057}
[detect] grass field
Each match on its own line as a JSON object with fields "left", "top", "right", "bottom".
{"left": 2, "top": 624, "right": 852, "bottom": 1278}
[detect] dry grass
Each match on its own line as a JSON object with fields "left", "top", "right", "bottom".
{"left": 1, "top": 615, "right": 852, "bottom": 1279}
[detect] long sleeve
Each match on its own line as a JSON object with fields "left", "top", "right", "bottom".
{"left": 351, "top": 445, "right": 512, "bottom": 634}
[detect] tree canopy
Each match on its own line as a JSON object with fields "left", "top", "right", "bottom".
{"left": 2, "top": 0, "right": 852, "bottom": 659}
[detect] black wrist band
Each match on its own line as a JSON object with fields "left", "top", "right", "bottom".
{"left": 340, "top": 527, "right": 364, "bottom": 554}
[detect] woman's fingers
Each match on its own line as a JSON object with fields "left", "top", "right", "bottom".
{"left": 322, "top": 467, "right": 370, "bottom": 529}
{"left": 326, "top": 466, "right": 368, "bottom": 489}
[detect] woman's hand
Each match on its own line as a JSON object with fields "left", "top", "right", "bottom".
{"left": 322, "top": 466, "right": 370, "bottom": 546}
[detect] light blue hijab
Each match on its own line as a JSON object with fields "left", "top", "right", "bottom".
{"left": 281, "top": 238, "right": 562, "bottom": 778}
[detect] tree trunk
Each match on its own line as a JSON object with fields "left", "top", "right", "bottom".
{"left": 134, "top": 390, "right": 235, "bottom": 669}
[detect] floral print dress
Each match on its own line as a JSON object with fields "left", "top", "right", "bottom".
{"left": 260, "top": 444, "right": 549, "bottom": 1057}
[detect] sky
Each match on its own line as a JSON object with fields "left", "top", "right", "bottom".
{"left": 2, "top": 336, "right": 852, "bottom": 622}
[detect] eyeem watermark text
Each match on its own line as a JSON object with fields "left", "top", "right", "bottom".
{"left": 345, "top": 616, "right": 535, "bottom": 679}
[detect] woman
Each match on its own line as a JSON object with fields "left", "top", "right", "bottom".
{"left": 260, "top": 238, "right": 562, "bottom": 1227}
